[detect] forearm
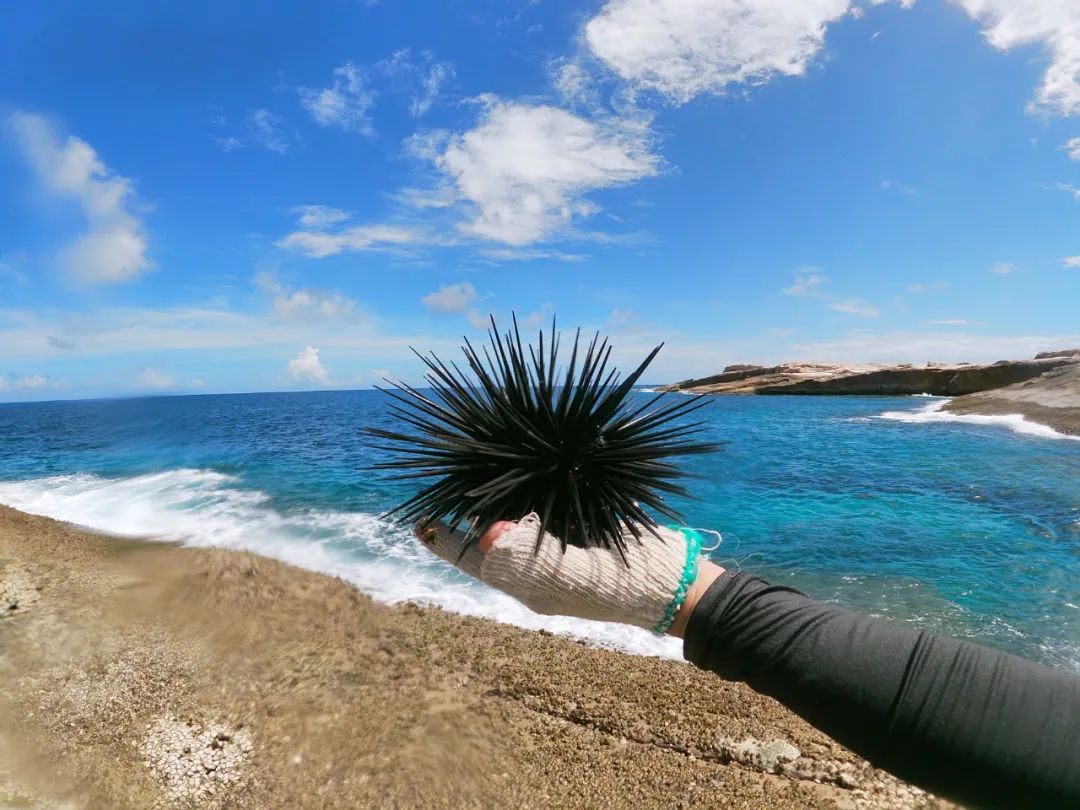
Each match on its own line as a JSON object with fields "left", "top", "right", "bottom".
{"left": 683, "top": 571, "right": 1080, "bottom": 808}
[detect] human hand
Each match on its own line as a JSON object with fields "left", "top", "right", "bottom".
{"left": 415, "top": 514, "right": 724, "bottom": 637}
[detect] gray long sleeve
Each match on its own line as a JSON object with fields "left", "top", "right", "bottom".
{"left": 683, "top": 571, "right": 1080, "bottom": 808}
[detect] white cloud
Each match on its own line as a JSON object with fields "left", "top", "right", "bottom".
{"left": 256, "top": 274, "right": 356, "bottom": 321}
{"left": 1064, "top": 256, "right": 1080, "bottom": 267}
{"left": 293, "top": 205, "right": 350, "bottom": 229}
{"left": 61, "top": 228, "right": 152, "bottom": 285}
{"left": 299, "top": 63, "right": 376, "bottom": 136}
{"left": 246, "top": 109, "right": 294, "bottom": 153}
{"left": 391, "top": 186, "right": 457, "bottom": 209}
{"left": 783, "top": 270, "right": 879, "bottom": 316}
{"left": 403, "top": 129, "right": 449, "bottom": 162}
{"left": 276, "top": 211, "right": 425, "bottom": 257}
{"left": 465, "top": 303, "right": 554, "bottom": 332}
{"left": 466, "top": 309, "right": 491, "bottom": 330}
{"left": 783, "top": 272, "right": 828, "bottom": 297}
{"left": 881, "top": 179, "right": 917, "bottom": 195}
{"left": 0, "top": 253, "right": 28, "bottom": 285}
{"left": 789, "top": 329, "right": 1080, "bottom": 364}
{"left": 905, "top": 281, "right": 950, "bottom": 294}
{"left": 989, "top": 261, "right": 1018, "bottom": 274}
{"left": 952, "top": 0, "right": 1080, "bottom": 116}
{"left": 288, "top": 346, "right": 331, "bottom": 385}
{"left": 0, "top": 372, "right": 48, "bottom": 392}
{"left": 583, "top": 0, "right": 857, "bottom": 103}
{"left": 422, "top": 282, "right": 478, "bottom": 314}
{"left": 379, "top": 49, "right": 456, "bottom": 116}
{"left": 1062, "top": 136, "right": 1080, "bottom": 160}
{"left": 581, "top": 0, "right": 1080, "bottom": 117}
{"left": 295, "top": 52, "right": 452, "bottom": 141}
{"left": 217, "top": 135, "right": 245, "bottom": 152}
{"left": 15, "top": 373, "right": 47, "bottom": 389}
{"left": 477, "top": 247, "right": 587, "bottom": 262}
{"left": 1055, "top": 182, "right": 1080, "bottom": 200}
{"left": 0, "top": 305, "right": 455, "bottom": 368}
{"left": 605, "top": 308, "right": 644, "bottom": 333}
{"left": 830, "top": 299, "right": 879, "bottom": 317}
{"left": 415, "top": 63, "right": 454, "bottom": 116}
{"left": 212, "top": 110, "right": 294, "bottom": 153}
{"left": 520, "top": 302, "right": 555, "bottom": 331}
{"left": 552, "top": 58, "right": 602, "bottom": 108}
{"left": 429, "top": 100, "right": 659, "bottom": 245}
{"left": 137, "top": 367, "right": 176, "bottom": 390}
{"left": 6, "top": 112, "right": 152, "bottom": 284}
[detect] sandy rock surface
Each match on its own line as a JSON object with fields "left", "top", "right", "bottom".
{"left": 0, "top": 506, "right": 953, "bottom": 809}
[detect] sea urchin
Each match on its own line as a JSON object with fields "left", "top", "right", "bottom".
{"left": 365, "top": 316, "right": 719, "bottom": 558}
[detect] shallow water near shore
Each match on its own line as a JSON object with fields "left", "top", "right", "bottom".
{"left": 0, "top": 390, "right": 1077, "bottom": 669}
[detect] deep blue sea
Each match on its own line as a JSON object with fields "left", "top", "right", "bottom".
{"left": 0, "top": 391, "right": 1077, "bottom": 668}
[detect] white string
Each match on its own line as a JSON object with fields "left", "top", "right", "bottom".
{"left": 709, "top": 531, "right": 755, "bottom": 573}
{"left": 685, "top": 527, "right": 722, "bottom": 552}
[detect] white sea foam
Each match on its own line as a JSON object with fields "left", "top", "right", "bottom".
{"left": 0, "top": 470, "right": 682, "bottom": 660}
{"left": 876, "top": 400, "right": 1080, "bottom": 442}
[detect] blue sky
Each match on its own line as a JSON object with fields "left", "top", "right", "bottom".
{"left": 1, "top": 0, "right": 1079, "bottom": 400}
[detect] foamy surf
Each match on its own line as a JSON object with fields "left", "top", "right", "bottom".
{"left": 877, "top": 400, "right": 1080, "bottom": 442}
{"left": 0, "top": 470, "right": 682, "bottom": 660}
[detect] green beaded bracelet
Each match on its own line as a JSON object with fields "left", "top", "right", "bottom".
{"left": 652, "top": 526, "right": 704, "bottom": 635}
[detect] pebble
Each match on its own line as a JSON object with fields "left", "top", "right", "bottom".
{"left": 140, "top": 714, "right": 253, "bottom": 806}
{"left": 716, "top": 735, "right": 802, "bottom": 773}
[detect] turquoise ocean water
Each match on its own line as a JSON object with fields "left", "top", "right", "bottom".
{"left": 0, "top": 391, "right": 1077, "bottom": 668}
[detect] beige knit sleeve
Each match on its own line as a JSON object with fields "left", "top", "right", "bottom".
{"left": 479, "top": 513, "right": 692, "bottom": 630}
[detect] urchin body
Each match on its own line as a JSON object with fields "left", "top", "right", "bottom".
{"left": 366, "top": 317, "right": 718, "bottom": 557}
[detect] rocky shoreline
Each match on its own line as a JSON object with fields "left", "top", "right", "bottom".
{"left": 942, "top": 360, "right": 1080, "bottom": 437}
{"left": 0, "top": 506, "right": 950, "bottom": 809}
{"left": 662, "top": 350, "right": 1080, "bottom": 438}
{"left": 659, "top": 352, "right": 1079, "bottom": 397}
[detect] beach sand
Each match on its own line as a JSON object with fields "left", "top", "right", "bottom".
{"left": 0, "top": 505, "right": 949, "bottom": 809}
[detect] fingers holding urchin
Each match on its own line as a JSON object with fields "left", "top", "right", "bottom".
{"left": 413, "top": 519, "right": 485, "bottom": 580}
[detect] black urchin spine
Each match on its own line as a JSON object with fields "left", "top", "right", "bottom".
{"left": 365, "top": 315, "right": 719, "bottom": 558}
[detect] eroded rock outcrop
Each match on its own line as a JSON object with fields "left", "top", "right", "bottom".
{"left": 942, "top": 361, "right": 1080, "bottom": 436}
{"left": 660, "top": 354, "right": 1079, "bottom": 397}
{"left": 1035, "top": 349, "right": 1080, "bottom": 360}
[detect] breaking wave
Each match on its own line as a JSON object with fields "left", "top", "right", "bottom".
{"left": 0, "top": 469, "right": 683, "bottom": 659}
{"left": 876, "top": 400, "right": 1080, "bottom": 442}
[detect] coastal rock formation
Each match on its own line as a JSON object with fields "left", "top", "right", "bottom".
{"left": 660, "top": 354, "right": 1079, "bottom": 397}
{"left": 0, "top": 505, "right": 948, "bottom": 810}
{"left": 943, "top": 360, "right": 1080, "bottom": 436}
{"left": 1035, "top": 349, "right": 1080, "bottom": 359}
